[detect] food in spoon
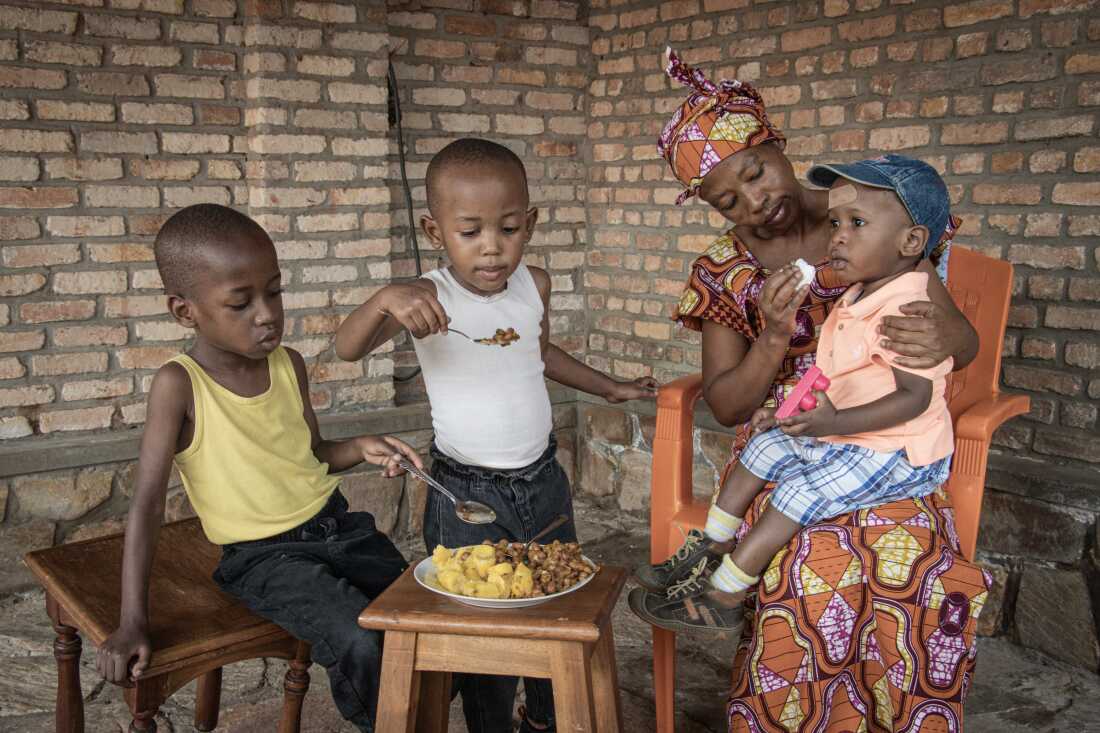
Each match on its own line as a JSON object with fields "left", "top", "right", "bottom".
{"left": 456, "top": 502, "right": 495, "bottom": 524}
{"left": 475, "top": 327, "right": 520, "bottom": 347}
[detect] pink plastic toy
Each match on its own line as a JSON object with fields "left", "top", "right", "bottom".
{"left": 775, "top": 366, "right": 831, "bottom": 419}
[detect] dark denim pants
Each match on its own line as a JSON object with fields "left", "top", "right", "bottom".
{"left": 424, "top": 436, "right": 577, "bottom": 733}
{"left": 213, "top": 490, "right": 408, "bottom": 733}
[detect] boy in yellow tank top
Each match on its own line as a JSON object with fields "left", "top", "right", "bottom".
{"left": 95, "top": 204, "right": 423, "bottom": 733}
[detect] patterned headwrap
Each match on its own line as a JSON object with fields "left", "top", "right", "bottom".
{"left": 657, "top": 47, "right": 786, "bottom": 205}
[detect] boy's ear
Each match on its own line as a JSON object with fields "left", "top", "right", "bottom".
{"left": 167, "top": 294, "right": 197, "bottom": 328}
{"left": 900, "top": 225, "right": 928, "bottom": 259}
{"left": 420, "top": 214, "right": 444, "bottom": 250}
{"left": 525, "top": 206, "right": 539, "bottom": 239}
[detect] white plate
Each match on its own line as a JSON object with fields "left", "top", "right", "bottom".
{"left": 413, "top": 555, "right": 599, "bottom": 609}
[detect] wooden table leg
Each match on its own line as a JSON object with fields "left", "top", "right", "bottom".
{"left": 415, "top": 670, "right": 450, "bottom": 733}
{"left": 279, "top": 642, "right": 312, "bottom": 733}
{"left": 194, "top": 668, "right": 222, "bottom": 731}
{"left": 47, "top": 595, "right": 83, "bottom": 733}
{"left": 128, "top": 712, "right": 157, "bottom": 732}
{"left": 375, "top": 631, "right": 421, "bottom": 733}
{"left": 549, "top": 641, "right": 595, "bottom": 733}
{"left": 125, "top": 681, "right": 160, "bottom": 733}
{"left": 590, "top": 627, "right": 622, "bottom": 733}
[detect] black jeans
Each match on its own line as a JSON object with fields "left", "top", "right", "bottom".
{"left": 213, "top": 490, "right": 408, "bottom": 733}
{"left": 424, "top": 436, "right": 577, "bottom": 733}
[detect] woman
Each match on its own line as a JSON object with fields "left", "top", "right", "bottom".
{"left": 633, "top": 50, "right": 991, "bottom": 732}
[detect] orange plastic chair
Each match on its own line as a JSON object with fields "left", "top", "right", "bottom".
{"left": 646, "top": 246, "right": 1030, "bottom": 732}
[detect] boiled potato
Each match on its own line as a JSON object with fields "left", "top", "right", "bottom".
{"left": 472, "top": 555, "right": 496, "bottom": 579}
{"left": 473, "top": 581, "right": 503, "bottom": 599}
{"left": 487, "top": 572, "right": 511, "bottom": 598}
{"left": 431, "top": 545, "right": 453, "bottom": 568}
{"left": 488, "top": 562, "right": 513, "bottom": 577}
{"left": 470, "top": 545, "right": 495, "bottom": 560}
{"left": 511, "top": 563, "right": 534, "bottom": 598}
{"left": 438, "top": 569, "right": 464, "bottom": 593}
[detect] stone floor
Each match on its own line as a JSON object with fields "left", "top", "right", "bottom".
{"left": 2, "top": 496, "right": 1098, "bottom": 732}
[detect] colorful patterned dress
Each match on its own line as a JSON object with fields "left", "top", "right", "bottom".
{"left": 676, "top": 227, "right": 991, "bottom": 733}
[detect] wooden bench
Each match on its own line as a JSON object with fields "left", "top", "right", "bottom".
{"left": 24, "top": 518, "right": 312, "bottom": 733}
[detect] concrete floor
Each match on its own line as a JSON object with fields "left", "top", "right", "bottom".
{"left": 2, "top": 496, "right": 1097, "bottom": 732}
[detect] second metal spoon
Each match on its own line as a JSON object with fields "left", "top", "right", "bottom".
{"left": 506, "top": 513, "right": 570, "bottom": 563}
{"left": 397, "top": 458, "right": 497, "bottom": 525}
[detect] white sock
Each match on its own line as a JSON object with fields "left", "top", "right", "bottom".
{"left": 710, "top": 555, "right": 759, "bottom": 593}
{"left": 705, "top": 504, "right": 743, "bottom": 543}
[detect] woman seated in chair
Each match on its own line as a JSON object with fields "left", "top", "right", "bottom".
{"left": 632, "top": 49, "right": 991, "bottom": 732}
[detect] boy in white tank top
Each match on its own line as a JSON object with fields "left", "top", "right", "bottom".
{"left": 336, "top": 138, "right": 657, "bottom": 733}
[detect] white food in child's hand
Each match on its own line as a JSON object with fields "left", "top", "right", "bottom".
{"left": 793, "top": 258, "right": 815, "bottom": 288}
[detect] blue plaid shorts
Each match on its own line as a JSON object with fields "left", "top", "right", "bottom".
{"left": 740, "top": 428, "right": 952, "bottom": 526}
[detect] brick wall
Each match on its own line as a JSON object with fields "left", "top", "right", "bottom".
{"left": 0, "top": 0, "right": 397, "bottom": 438}
{"left": 0, "top": 0, "right": 589, "bottom": 433}
{"left": 584, "top": 0, "right": 1100, "bottom": 472}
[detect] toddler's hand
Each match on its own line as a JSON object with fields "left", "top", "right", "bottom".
{"left": 776, "top": 390, "right": 837, "bottom": 438}
{"left": 606, "top": 376, "right": 659, "bottom": 403}
{"left": 97, "top": 624, "right": 151, "bottom": 684}
{"left": 377, "top": 283, "right": 450, "bottom": 339}
{"left": 358, "top": 435, "right": 423, "bottom": 477}
{"left": 749, "top": 407, "right": 777, "bottom": 435}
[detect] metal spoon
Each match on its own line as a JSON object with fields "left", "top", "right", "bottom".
{"left": 396, "top": 458, "right": 497, "bottom": 525}
{"left": 445, "top": 327, "right": 477, "bottom": 342}
{"left": 506, "top": 514, "right": 570, "bottom": 563}
{"left": 445, "top": 327, "right": 496, "bottom": 347}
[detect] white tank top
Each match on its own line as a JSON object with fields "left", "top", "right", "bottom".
{"left": 412, "top": 264, "right": 553, "bottom": 469}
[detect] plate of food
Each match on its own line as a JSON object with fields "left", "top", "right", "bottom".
{"left": 414, "top": 539, "right": 600, "bottom": 608}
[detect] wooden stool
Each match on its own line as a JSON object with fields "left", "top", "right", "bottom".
{"left": 23, "top": 518, "right": 312, "bottom": 733}
{"left": 358, "top": 564, "right": 627, "bottom": 733}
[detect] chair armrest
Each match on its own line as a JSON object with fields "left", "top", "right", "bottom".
{"left": 649, "top": 374, "right": 705, "bottom": 562}
{"left": 954, "top": 392, "right": 1030, "bottom": 442}
{"left": 948, "top": 392, "right": 1029, "bottom": 561}
{"left": 656, "top": 373, "right": 705, "bottom": 417}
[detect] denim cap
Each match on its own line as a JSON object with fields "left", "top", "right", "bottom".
{"left": 807, "top": 154, "right": 949, "bottom": 257}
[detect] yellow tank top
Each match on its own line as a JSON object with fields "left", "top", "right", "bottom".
{"left": 170, "top": 347, "right": 338, "bottom": 544}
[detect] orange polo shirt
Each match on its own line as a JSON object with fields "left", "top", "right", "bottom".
{"left": 816, "top": 271, "right": 953, "bottom": 466}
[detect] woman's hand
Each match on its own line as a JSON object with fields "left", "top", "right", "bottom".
{"left": 878, "top": 300, "right": 959, "bottom": 370}
{"left": 777, "top": 391, "right": 837, "bottom": 438}
{"left": 759, "top": 263, "right": 809, "bottom": 346}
